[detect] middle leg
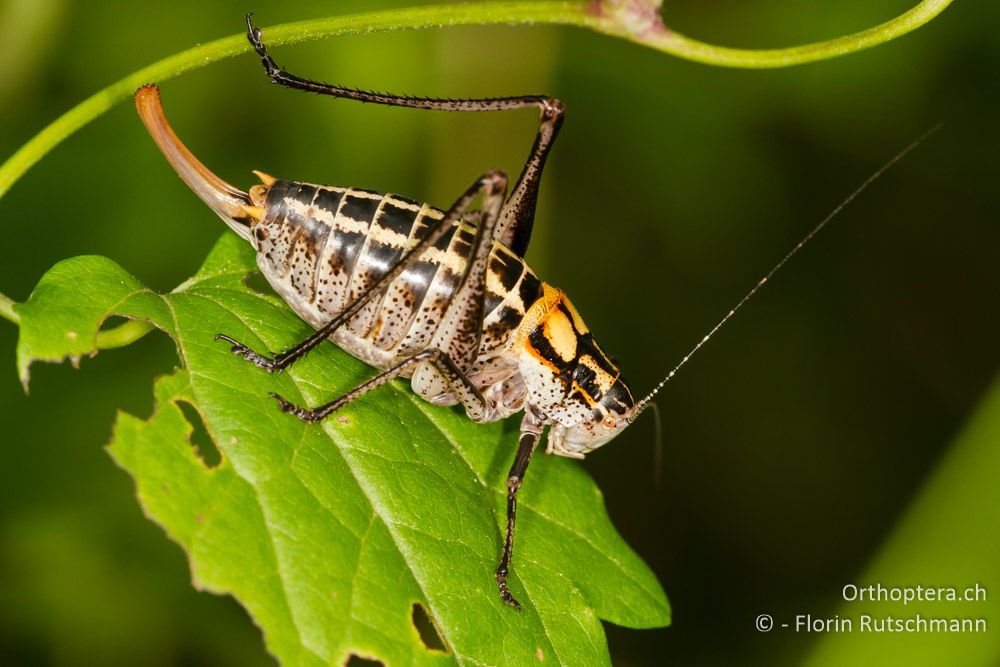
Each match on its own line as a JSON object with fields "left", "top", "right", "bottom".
{"left": 271, "top": 347, "right": 489, "bottom": 423}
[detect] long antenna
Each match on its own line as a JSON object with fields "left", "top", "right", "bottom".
{"left": 635, "top": 124, "right": 942, "bottom": 412}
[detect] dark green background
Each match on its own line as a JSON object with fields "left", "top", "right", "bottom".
{"left": 1, "top": 1, "right": 997, "bottom": 665}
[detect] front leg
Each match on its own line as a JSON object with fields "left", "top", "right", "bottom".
{"left": 495, "top": 412, "right": 544, "bottom": 610}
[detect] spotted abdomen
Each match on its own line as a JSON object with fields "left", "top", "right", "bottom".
{"left": 252, "top": 180, "right": 542, "bottom": 371}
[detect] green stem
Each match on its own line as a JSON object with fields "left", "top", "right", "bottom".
{"left": 588, "top": 0, "right": 954, "bottom": 67}
{"left": 0, "top": 291, "right": 18, "bottom": 325}
{"left": 95, "top": 319, "right": 155, "bottom": 350}
{"left": 0, "top": 0, "right": 953, "bottom": 346}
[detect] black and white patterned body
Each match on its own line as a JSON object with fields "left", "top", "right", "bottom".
{"left": 254, "top": 180, "right": 553, "bottom": 422}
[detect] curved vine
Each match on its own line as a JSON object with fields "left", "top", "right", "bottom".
{"left": 0, "top": 0, "right": 954, "bottom": 336}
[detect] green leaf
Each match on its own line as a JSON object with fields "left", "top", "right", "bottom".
{"left": 16, "top": 233, "right": 669, "bottom": 665}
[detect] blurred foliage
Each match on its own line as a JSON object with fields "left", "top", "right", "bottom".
{"left": 806, "top": 374, "right": 1000, "bottom": 666}
{"left": 1, "top": 0, "right": 997, "bottom": 665}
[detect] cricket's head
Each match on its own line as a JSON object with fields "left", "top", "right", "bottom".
{"left": 134, "top": 84, "right": 266, "bottom": 243}
{"left": 517, "top": 286, "right": 643, "bottom": 458}
{"left": 547, "top": 377, "right": 639, "bottom": 458}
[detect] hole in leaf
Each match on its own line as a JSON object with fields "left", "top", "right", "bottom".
{"left": 176, "top": 400, "right": 221, "bottom": 468}
{"left": 344, "top": 655, "right": 383, "bottom": 667}
{"left": 244, "top": 271, "right": 276, "bottom": 296}
{"left": 411, "top": 602, "right": 448, "bottom": 653}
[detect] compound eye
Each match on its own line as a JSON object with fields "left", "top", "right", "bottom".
{"left": 602, "top": 414, "right": 617, "bottom": 429}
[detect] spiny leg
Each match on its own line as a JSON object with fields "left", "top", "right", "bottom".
{"left": 217, "top": 170, "right": 506, "bottom": 372}
{"left": 497, "top": 99, "right": 563, "bottom": 257}
{"left": 495, "top": 413, "right": 544, "bottom": 610}
{"left": 271, "top": 348, "right": 488, "bottom": 423}
{"left": 245, "top": 14, "right": 563, "bottom": 258}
